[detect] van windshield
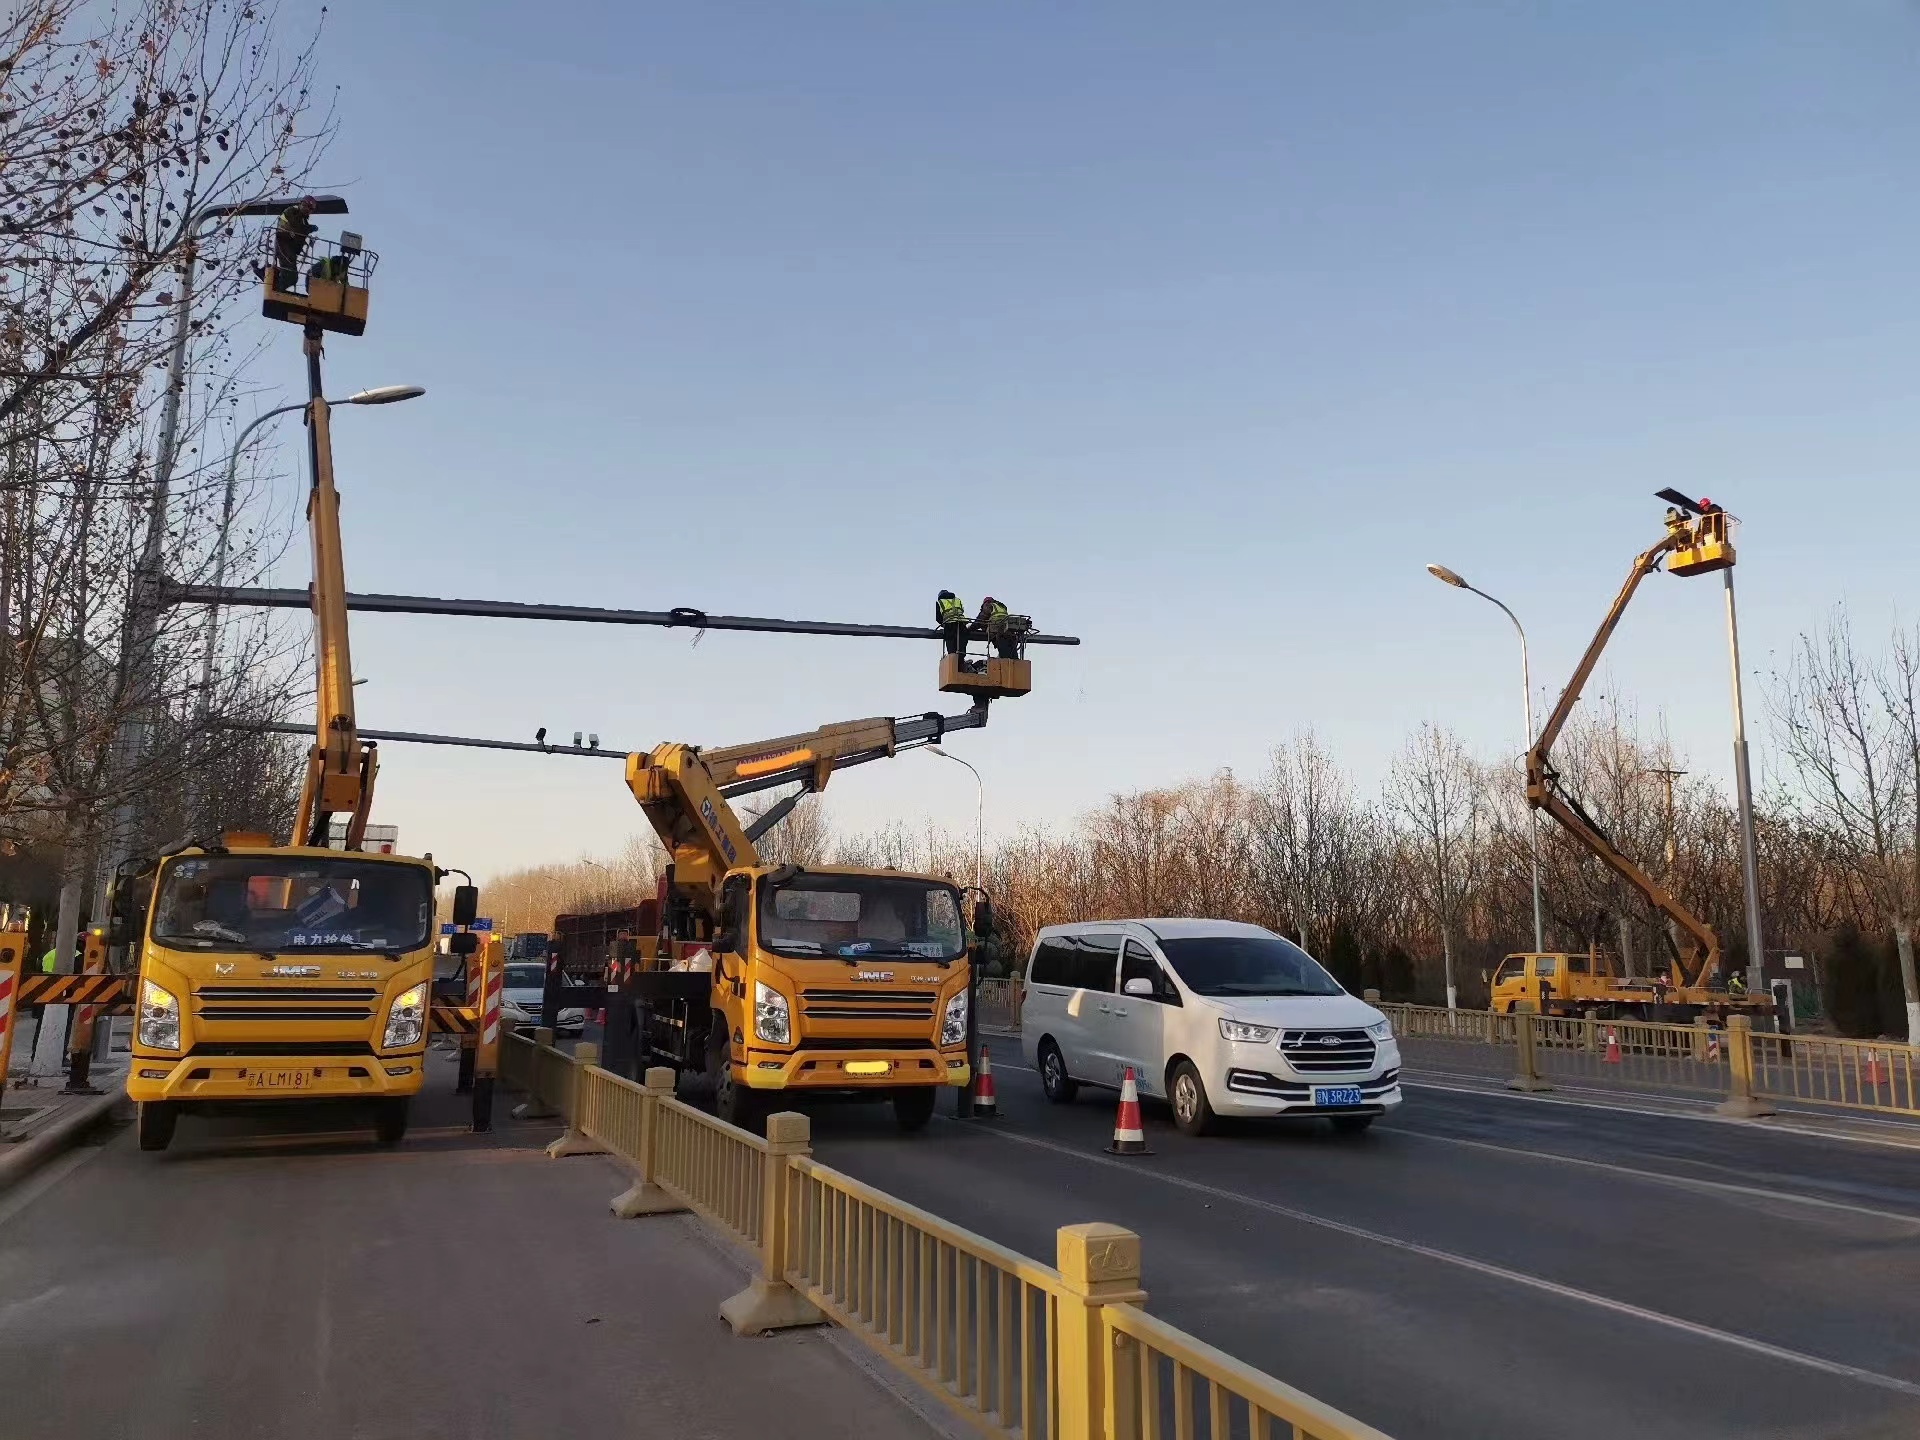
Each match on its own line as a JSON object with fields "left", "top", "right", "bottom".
{"left": 151, "top": 854, "right": 434, "bottom": 954}
{"left": 1154, "top": 932, "right": 1343, "bottom": 997}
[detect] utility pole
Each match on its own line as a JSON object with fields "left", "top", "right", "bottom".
{"left": 1723, "top": 569, "right": 1767, "bottom": 996}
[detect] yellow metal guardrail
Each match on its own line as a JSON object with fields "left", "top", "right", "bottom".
{"left": 501, "top": 1048, "right": 1390, "bottom": 1439}
{"left": 978, "top": 977, "right": 1023, "bottom": 1032}
{"left": 1749, "top": 1030, "right": 1920, "bottom": 1116}
{"left": 1375, "top": 1002, "right": 1512, "bottom": 1045}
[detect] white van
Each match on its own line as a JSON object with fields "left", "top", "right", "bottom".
{"left": 1018, "top": 919, "right": 1401, "bottom": 1135}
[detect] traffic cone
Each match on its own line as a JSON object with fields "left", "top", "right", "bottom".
{"left": 1107, "top": 1066, "right": 1151, "bottom": 1155}
{"left": 1866, "top": 1049, "right": 1887, "bottom": 1086}
{"left": 1604, "top": 1027, "right": 1621, "bottom": 1064}
{"left": 971, "top": 1045, "right": 999, "bottom": 1119}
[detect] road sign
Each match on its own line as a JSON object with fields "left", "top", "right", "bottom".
{"left": 440, "top": 923, "right": 455, "bottom": 935}
{"left": 471, "top": 917, "right": 493, "bottom": 932}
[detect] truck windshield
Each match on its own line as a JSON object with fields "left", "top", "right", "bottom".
{"left": 759, "top": 873, "right": 966, "bottom": 963}
{"left": 1154, "top": 932, "right": 1343, "bottom": 997}
{"left": 151, "top": 855, "right": 434, "bottom": 954}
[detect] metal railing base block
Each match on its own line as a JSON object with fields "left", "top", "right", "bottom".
{"left": 511, "top": 1099, "right": 557, "bottom": 1121}
{"left": 610, "top": 1180, "right": 689, "bottom": 1218}
{"left": 1714, "top": 1095, "right": 1777, "bottom": 1118}
{"left": 545, "top": 1129, "right": 608, "bottom": 1158}
{"left": 1506, "top": 1077, "right": 1555, "bottom": 1093}
{"left": 718, "top": 1279, "right": 826, "bottom": 1337}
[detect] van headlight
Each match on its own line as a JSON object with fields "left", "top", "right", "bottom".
{"left": 1219, "top": 1018, "right": 1277, "bottom": 1044}
{"left": 754, "top": 981, "right": 790, "bottom": 1044}
{"left": 383, "top": 983, "right": 427, "bottom": 1049}
{"left": 138, "top": 980, "right": 180, "bottom": 1051}
{"left": 1366, "top": 1019, "right": 1394, "bottom": 1040}
{"left": 942, "top": 989, "right": 968, "bottom": 1046}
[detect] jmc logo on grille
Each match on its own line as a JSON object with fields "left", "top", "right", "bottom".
{"left": 848, "top": 970, "right": 895, "bottom": 983}
{"left": 263, "top": 965, "right": 322, "bottom": 978}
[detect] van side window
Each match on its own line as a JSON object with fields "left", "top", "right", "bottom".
{"left": 1072, "top": 934, "right": 1121, "bottom": 993}
{"left": 1121, "top": 939, "right": 1179, "bottom": 1005}
{"left": 1029, "top": 939, "right": 1073, "bottom": 987}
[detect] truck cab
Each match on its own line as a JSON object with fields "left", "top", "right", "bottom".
{"left": 123, "top": 838, "right": 441, "bottom": 1151}
{"left": 635, "top": 863, "right": 973, "bottom": 1131}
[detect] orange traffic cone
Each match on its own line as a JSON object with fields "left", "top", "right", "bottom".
{"left": 1107, "top": 1066, "right": 1151, "bottom": 1155}
{"left": 1604, "top": 1027, "right": 1622, "bottom": 1064}
{"left": 971, "top": 1045, "right": 999, "bottom": 1119}
{"left": 1866, "top": 1049, "right": 1887, "bottom": 1086}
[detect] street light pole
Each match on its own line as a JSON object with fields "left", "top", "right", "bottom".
{"left": 924, "top": 745, "right": 983, "bottom": 892}
{"left": 1428, "top": 564, "right": 1547, "bottom": 955}
{"left": 1722, "top": 568, "right": 1766, "bottom": 996}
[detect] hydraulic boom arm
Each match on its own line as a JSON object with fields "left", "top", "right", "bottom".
{"left": 1525, "top": 510, "right": 1722, "bottom": 988}
{"left": 625, "top": 705, "right": 989, "bottom": 897}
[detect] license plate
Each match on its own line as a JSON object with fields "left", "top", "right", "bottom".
{"left": 1313, "top": 1085, "right": 1364, "bottom": 1107}
{"left": 247, "top": 1069, "right": 313, "bottom": 1091}
{"left": 844, "top": 1060, "right": 892, "bottom": 1077}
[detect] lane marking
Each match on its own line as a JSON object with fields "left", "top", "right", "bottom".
{"left": 1383, "top": 1126, "right": 1920, "bottom": 1228}
{"left": 1403, "top": 1076, "right": 1920, "bottom": 1154}
{"left": 957, "top": 1121, "right": 1920, "bottom": 1400}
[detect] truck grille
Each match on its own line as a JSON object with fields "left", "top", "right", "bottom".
{"left": 192, "top": 984, "right": 378, "bottom": 1024}
{"left": 1277, "top": 1029, "right": 1377, "bottom": 1074}
{"left": 798, "top": 987, "right": 938, "bottom": 1023}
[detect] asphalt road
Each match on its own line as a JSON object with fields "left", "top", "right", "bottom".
{"left": 0, "top": 1057, "right": 934, "bottom": 1440}
{"left": 805, "top": 1056, "right": 1920, "bottom": 1440}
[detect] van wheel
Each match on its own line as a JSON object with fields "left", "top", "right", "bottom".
{"left": 1330, "top": 1114, "right": 1376, "bottom": 1136}
{"left": 1038, "top": 1040, "right": 1078, "bottom": 1103}
{"left": 374, "top": 1098, "right": 410, "bottom": 1146}
{"left": 892, "top": 1086, "right": 936, "bottom": 1132}
{"left": 137, "top": 1101, "right": 177, "bottom": 1153}
{"left": 1169, "top": 1061, "right": 1216, "bottom": 1136}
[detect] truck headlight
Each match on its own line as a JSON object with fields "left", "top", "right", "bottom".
{"left": 1366, "top": 1019, "right": 1394, "bottom": 1040}
{"left": 138, "top": 979, "right": 180, "bottom": 1051}
{"left": 1219, "top": 1018, "right": 1277, "bottom": 1044}
{"left": 942, "top": 989, "right": 968, "bottom": 1046}
{"left": 383, "top": 983, "right": 427, "bottom": 1049}
{"left": 754, "top": 981, "right": 790, "bottom": 1044}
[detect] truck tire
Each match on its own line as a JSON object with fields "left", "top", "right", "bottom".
{"left": 892, "top": 1086, "right": 936, "bottom": 1132}
{"left": 374, "top": 1097, "right": 410, "bottom": 1145}
{"left": 137, "top": 1101, "right": 177, "bottom": 1153}
{"left": 708, "top": 1022, "right": 764, "bottom": 1134}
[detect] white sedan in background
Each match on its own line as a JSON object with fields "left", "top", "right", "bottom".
{"left": 502, "top": 962, "right": 586, "bottom": 1035}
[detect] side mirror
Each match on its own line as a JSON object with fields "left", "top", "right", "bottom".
{"left": 450, "top": 885, "right": 479, "bottom": 927}
{"left": 449, "top": 931, "right": 479, "bottom": 956}
{"left": 712, "top": 928, "right": 740, "bottom": 956}
{"left": 1480, "top": 969, "right": 1491, "bottom": 985}
{"left": 1122, "top": 976, "right": 1154, "bottom": 998}
{"left": 972, "top": 897, "right": 993, "bottom": 939}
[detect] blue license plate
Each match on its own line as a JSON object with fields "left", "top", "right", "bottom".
{"left": 1313, "top": 1086, "right": 1365, "bottom": 1108}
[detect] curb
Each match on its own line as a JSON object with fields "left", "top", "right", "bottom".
{"left": 0, "top": 1092, "right": 123, "bottom": 1195}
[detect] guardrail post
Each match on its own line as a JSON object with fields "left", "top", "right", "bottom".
{"left": 1055, "top": 1223, "right": 1150, "bottom": 1440}
{"left": 611, "top": 1067, "right": 692, "bottom": 1218}
{"left": 512, "top": 1027, "right": 559, "bottom": 1120}
{"left": 1507, "top": 1009, "right": 1553, "bottom": 1092}
{"left": 546, "top": 1042, "right": 610, "bottom": 1158}
{"left": 1692, "top": 1015, "right": 1713, "bottom": 1062}
{"left": 719, "top": 1111, "right": 825, "bottom": 1336}
{"left": 1714, "top": 1015, "right": 1776, "bottom": 1118}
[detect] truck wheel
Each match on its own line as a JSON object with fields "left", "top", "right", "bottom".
{"left": 374, "top": 1097, "right": 410, "bottom": 1145}
{"left": 1329, "top": 1113, "right": 1376, "bottom": 1136}
{"left": 137, "top": 1101, "right": 177, "bottom": 1153}
{"left": 1038, "top": 1040, "right": 1079, "bottom": 1104}
{"left": 892, "top": 1086, "right": 937, "bottom": 1133}
{"left": 713, "top": 1063, "right": 763, "bottom": 1133}
{"left": 1169, "top": 1060, "right": 1216, "bottom": 1136}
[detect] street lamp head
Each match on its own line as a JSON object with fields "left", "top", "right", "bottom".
{"left": 1427, "top": 563, "right": 1469, "bottom": 589}
{"left": 221, "top": 192, "right": 348, "bottom": 220}
{"left": 925, "top": 745, "right": 949, "bottom": 758}
{"left": 343, "top": 385, "right": 425, "bottom": 406}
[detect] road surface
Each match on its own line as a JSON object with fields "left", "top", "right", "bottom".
{"left": 808, "top": 1055, "right": 1920, "bottom": 1440}
{"left": 0, "top": 1057, "right": 935, "bottom": 1440}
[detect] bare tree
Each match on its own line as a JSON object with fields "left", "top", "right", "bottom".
{"left": 1389, "top": 723, "right": 1481, "bottom": 1009}
{"left": 1251, "top": 731, "right": 1354, "bottom": 955}
{"left": 1771, "top": 609, "right": 1920, "bottom": 1043}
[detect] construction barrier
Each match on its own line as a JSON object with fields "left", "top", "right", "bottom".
{"left": 500, "top": 1047, "right": 1390, "bottom": 1440}
{"left": 977, "top": 977, "right": 1022, "bottom": 1032}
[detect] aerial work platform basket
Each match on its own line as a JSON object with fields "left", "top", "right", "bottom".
{"left": 261, "top": 231, "right": 377, "bottom": 335}
{"left": 1666, "top": 506, "right": 1735, "bottom": 577}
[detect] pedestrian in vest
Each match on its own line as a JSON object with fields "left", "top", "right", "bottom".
{"left": 274, "top": 197, "right": 318, "bottom": 291}
{"left": 935, "top": 591, "right": 968, "bottom": 656}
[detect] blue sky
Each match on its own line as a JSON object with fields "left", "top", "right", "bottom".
{"left": 258, "top": 3, "right": 1919, "bottom": 881}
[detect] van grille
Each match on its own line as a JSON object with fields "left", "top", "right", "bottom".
{"left": 1277, "top": 1029, "right": 1377, "bottom": 1074}
{"left": 798, "top": 987, "right": 937, "bottom": 1023}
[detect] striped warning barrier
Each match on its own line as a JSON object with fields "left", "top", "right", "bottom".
{"left": 18, "top": 973, "right": 132, "bottom": 1008}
